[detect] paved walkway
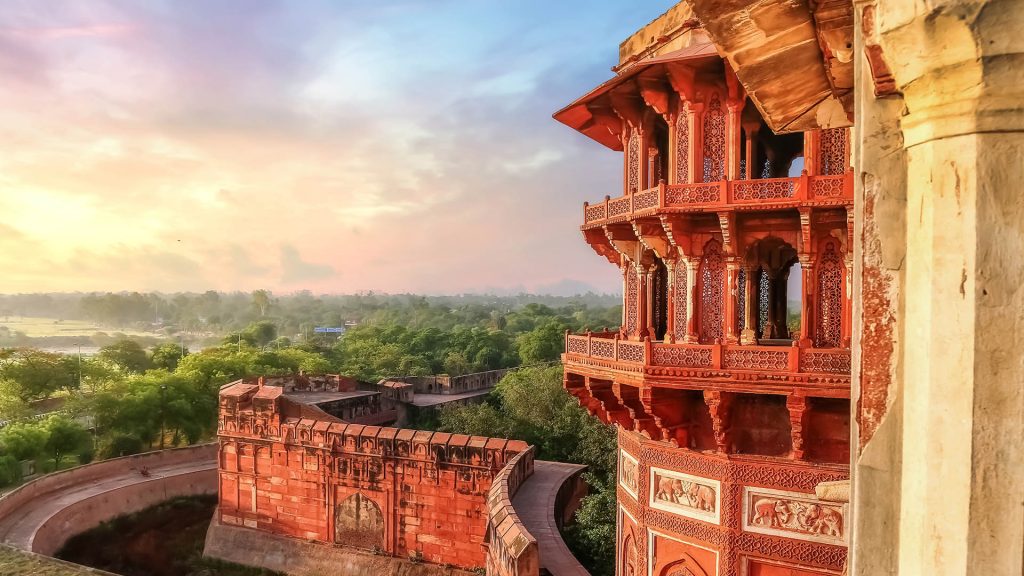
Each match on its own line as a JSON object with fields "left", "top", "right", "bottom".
{"left": 511, "top": 460, "right": 590, "bottom": 576}
{"left": 0, "top": 458, "right": 216, "bottom": 551}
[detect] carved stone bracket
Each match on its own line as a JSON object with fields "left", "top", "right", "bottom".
{"left": 787, "top": 394, "right": 809, "bottom": 460}
{"left": 717, "top": 211, "right": 737, "bottom": 256}
{"left": 703, "top": 390, "right": 734, "bottom": 453}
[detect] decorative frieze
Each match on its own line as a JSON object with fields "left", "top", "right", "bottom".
{"left": 649, "top": 467, "right": 721, "bottom": 525}
{"left": 742, "top": 487, "right": 846, "bottom": 546}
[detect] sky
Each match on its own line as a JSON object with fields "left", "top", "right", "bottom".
{"left": 0, "top": 0, "right": 678, "bottom": 296}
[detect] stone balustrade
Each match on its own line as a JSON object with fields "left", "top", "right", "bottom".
{"left": 565, "top": 332, "right": 851, "bottom": 378}
{"left": 582, "top": 172, "right": 853, "bottom": 227}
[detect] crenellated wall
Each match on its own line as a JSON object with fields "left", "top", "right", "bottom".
{"left": 214, "top": 380, "right": 529, "bottom": 570}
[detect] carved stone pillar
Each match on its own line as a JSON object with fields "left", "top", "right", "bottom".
{"left": 724, "top": 258, "right": 740, "bottom": 344}
{"left": 786, "top": 394, "right": 808, "bottom": 460}
{"left": 620, "top": 264, "right": 628, "bottom": 337}
{"left": 804, "top": 130, "right": 821, "bottom": 176}
{"left": 665, "top": 259, "right": 677, "bottom": 343}
{"left": 842, "top": 253, "right": 853, "bottom": 347}
{"left": 799, "top": 255, "right": 815, "bottom": 346}
{"left": 762, "top": 271, "right": 776, "bottom": 339}
{"left": 683, "top": 257, "right": 700, "bottom": 343}
{"left": 688, "top": 103, "right": 705, "bottom": 183}
{"left": 642, "top": 265, "right": 654, "bottom": 340}
{"left": 740, "top": 265, "right": 758, "bottom": 344}
{"left": 726, "top": 100, "right": 744, "bottom": 180}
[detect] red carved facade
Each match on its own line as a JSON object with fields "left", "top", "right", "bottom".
{"left": 216, "top": 378, "right": 528, "bottom": 569}
{"left": 555, "top": 9, "right": 852, "bottom": 576}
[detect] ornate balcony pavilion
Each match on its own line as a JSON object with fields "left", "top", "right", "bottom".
{"left": 555, "top": 4, "right": 853, "bottom": 576}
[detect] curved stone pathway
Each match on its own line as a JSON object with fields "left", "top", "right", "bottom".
{"left": 511, "top": 460, "right": 590, "bottom": 576}
{"left": 0, "top": 459, "right": 216, "bottom": 551}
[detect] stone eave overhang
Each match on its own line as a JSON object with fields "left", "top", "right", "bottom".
{"left": 552, "top": 41, "right": 721, "bottom": 151}
{"left": 685, "top": 0, "right": 855, "bottom": 134}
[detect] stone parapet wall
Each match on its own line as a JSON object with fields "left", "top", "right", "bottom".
{"left": 0, "top": 444, "right": 216, "bottom": 523}
{"left": 485, "top": 447, "right": 539, "bottom": 576}
{"left": 0, "top": 444, "right": 217, "bottom": 555}
{"left": 32, "top": 467, "right": 216, "bottom": 556}
{"left": 216, "top": 382, "right": 530, "bottom": 570}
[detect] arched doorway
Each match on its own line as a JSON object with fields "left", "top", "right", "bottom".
{"left": 334, "top": 492, "right": 384, "bottom": 550}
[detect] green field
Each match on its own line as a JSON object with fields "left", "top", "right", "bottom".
{"left": 0, "top": 317, "right": 156, "bottom": 338}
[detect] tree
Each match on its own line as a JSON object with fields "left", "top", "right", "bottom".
{"left": 252, "top": 290, "right": 272, "bottom": 317}
{"left": 0, "top": 349, "right": 80, "bottom": 400}
{"left": 516, "top": 319, "right": 568, "bottom": 364}
{"left": 0, "top": 421, "right": 47, "bottom": 461}
{"left": 43, "top": 416, "right": 90, "bottom": 466}
{"left": 151, "top": 341, "right": 188, "bottom": 371}
{"left": 99, "top": 339, "right": 152, "bottom": 373}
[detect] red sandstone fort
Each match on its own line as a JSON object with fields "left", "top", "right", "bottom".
{"left": 6, "top": 0, "right": 1017, "bottom": 574}
{"left": 205, "top": 3, "right": 854, "bottom": 574}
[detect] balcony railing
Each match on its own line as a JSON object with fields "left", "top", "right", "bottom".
{"left": 582, "top": 173, "right": 853, "bottom": 227}
{"left": 564, "top": 332, "right": 851, "bottom": 376}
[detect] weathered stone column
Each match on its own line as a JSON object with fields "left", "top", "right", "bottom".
{"left": 852, "top": 1, "right": 1024, "bottom": 574}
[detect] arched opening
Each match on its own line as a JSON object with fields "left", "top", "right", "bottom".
{"left": 334, "top": 492, "right": 384, "bottom": 550}
{"left": 745, "top": 237, "right": 800, "bottom": 344}
{"left": 815, "top": 238, "right": 845, "bottom": 348}
{"left": 622, "top": 533, "right": 639, "bottom": 576}
{"left": 698, "top": 238, "right": 725, "bottom": 344}
{"left": 702, "top": 92, "right": 726, "bottom": 182}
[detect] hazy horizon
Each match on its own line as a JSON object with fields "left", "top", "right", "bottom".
{"left": 0, "top": 0, "right": 676, "bottom": 295}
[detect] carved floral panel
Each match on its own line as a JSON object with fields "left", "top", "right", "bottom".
{"left": 742, "top": 487, "right": 847, "bottom": 546}
{"left": 649, "top": 466, "right": 721, "bottom": 525}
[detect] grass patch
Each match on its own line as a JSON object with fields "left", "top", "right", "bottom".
{"left": 0, "top": 545, "right": 105, "bottom": 576}
{"left": 0, "top": 317, "right": 155, "bottom": 338}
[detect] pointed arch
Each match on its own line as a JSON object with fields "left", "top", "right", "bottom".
{"left": 816, "top": 238, "right": 845, "bottom": 347}
{"left": 334, "top": 492, "right": 385, "bottom": 550}
{"left": 698, "top": 238, "right": 725, "bottom": 343}
{"left": 702, "top": 92, "right": 725, "bottom": 182}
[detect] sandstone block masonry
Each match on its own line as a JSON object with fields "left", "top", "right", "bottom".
{"left": 214, "top": 379, "right": 529, "bottom": 570}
